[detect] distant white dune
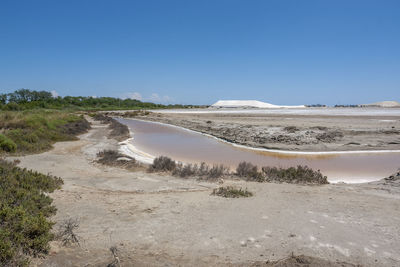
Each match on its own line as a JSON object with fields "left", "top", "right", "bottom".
{"left": 211, "top": 100, "right": 305, "bottom": 109}
{"left": 361, "top": 101, "right": 400, "bottom": 108}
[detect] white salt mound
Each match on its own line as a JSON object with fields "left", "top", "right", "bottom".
{"left": 211, "top": 100, "right": 305, "bottom": 109}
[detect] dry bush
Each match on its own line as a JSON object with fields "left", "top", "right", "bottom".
{"left": 97, "top": 150, "right": 136, "bottom": 169}
{"left": 92, "top": 113, "right": 130, "bottom": 141}
{"left": 108, "top": 119, "right": 130, "bottom": 141}
{"left": 149, "top": 156, "right": 176, "bottom": 172}
{"left": 236, "top": 161, "right": 264, "bottom": 182}
{"left": 261, "top": 165, "right": 329, "bottom": 184}
{"left": 212, "top": 186, "right": 253, "bottom": 198}
{"left": 173, "top": 163, "right": 197, "bottom": 177}
{"left": 172, "top": 162, "right": 229, "bottom": 180}
{"left": 92, "top": 113, "right": 113, "bottom": 124}
{"left": 57, "top": 218, "right": 80, "bottom": 246}
{"left": 60, "top": 118, "right": 91, "bottom": 135}
{"left": 97, "top": 150, "right": 120, "bottom": 163}
{"left": 207, "top": 164, "right": 229, "bottom": 179}
{"left": 149, "top": 157, "right": 229, "bottom": 180}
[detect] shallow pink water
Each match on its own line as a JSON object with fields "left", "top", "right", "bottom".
{"left": 120, "top": 118, "right": 400, "bottom": 183}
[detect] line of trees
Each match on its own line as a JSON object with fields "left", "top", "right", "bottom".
{"left": 0, "top": 89, "right": 199, "bottom": 110}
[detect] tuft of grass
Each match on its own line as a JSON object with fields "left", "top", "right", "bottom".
{"left": 212, "top": 186, "right": 253, "bottom": 198}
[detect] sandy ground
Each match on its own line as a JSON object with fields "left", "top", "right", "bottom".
{"left": 10, "top": 118, "right": 400, "bottom": 266}
{"left": 130, "top": 109, "right": 400, "bottom": 151}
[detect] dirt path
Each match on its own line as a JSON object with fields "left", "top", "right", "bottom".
{"left": 11, "top": 118, "right": 400, "bottom": 266}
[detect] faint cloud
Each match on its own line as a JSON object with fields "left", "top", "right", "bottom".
{"left": 50, "top": 90, "right": 59, "bottom": 98}
{"left": 121, "top": 92, "right": 142, "bottom": 101}
{"left": 149, "top": 93, "right": 161, "bottom": 102}
{"left": 149, "top": 93, "right": 173, "bottom": 104}
{"left": 120, "top": 91, "right": 173, "bottom": 103}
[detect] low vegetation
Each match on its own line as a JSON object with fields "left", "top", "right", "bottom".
{"left": 149, "top": 156, "right": 228, "bottom": 180}
{"left": 97, "top": 149, "right": 138, "bottom": 170}
{"left": 236, "top": 161, "right": 328, "bottom": 184}
{"left": 236, "top": 161, "right": 264, "bottom": 182}
{"left": 173, "top": 162, "right": 229, "bottom": 179}
{"left": 0, "top": 159, "right": 63, "bottom": 266}
{"left": 108, "top": 119, "right": 130, "bottom": 141}
{"left": 0, "top": 110, "right": 90, "bottom": 154}
{"left": 148, "top": 156, "right": 176, "bottom": 172}
{"left": 148, "top": 157, "right": 328, "bottom": 184}
{"left": 212, "top": 186, "right": 253, "bottom": 198}
{"left": 92, "top": 113, "right": 113, "bottom": 123}
{"left": 262, "top": 165, "right": 329, "bottom": 184}
{"left": 92, "top": 114, "right": 130, "bottom": 141}
{"left": 120, "top": 110, "right": 151, "bottom": 117}
{"left": 56, "top": 218, "right": 80, "bottom": 247}
{"left": 0, "top": 134, "right": 17, "bottom": 152}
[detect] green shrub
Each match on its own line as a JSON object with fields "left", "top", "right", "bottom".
{"left": 0, "top": 159, "right": 63, "bottom": 265}
{"left": 0, "top": 134, "right": 17, "bottom": 152}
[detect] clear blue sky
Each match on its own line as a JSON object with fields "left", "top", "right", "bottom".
{"left": 0, "top": 0, "right": 399, "bottom": 105}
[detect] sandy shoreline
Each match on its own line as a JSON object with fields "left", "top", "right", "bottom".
{"left": 6, "top": 116, "right": 399, "bottom": 266}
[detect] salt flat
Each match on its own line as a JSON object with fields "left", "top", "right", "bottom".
{"left": 153, "top": 107, "right": 400, "bottom": 117}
